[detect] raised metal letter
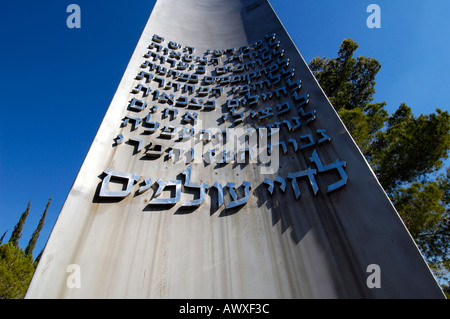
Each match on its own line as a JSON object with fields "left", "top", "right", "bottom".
{"left": 99, "top": 169, "right": 140, "bottom": 198}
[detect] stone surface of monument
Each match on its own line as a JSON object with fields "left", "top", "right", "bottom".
{"left": 26, "top": 0, "right": 444, "bottom": 298}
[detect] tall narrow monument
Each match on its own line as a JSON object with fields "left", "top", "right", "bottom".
{"left": 27, "top": 0, "right": 444, "bottom": 298}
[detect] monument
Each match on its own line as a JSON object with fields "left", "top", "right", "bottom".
{"left": 26, "top": 0, "right": 444, "bottom": 298}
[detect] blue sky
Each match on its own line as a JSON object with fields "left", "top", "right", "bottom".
{"left": 0, "top": 0, "right": 449, "bottom": 258}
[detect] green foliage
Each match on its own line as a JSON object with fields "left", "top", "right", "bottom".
{"left": 0, "top": 198, "right": 51, "bottom": 298}
{"left": 310, "top": 39, "right": 450, "bottom": 193}
{"left": 25, "top": 197, "right": 52, "bottom": 256}
{"left": 338, "top": 102, "right": 387, "bottom": 154}
{"left": 393, "top": 170, "right": 450, "bottom": 285}
{"left": 310, "top": 38, "right": 450, "bottom": 289}
{"left": 0, "top": 242, "right": 36, "bottom": 299}
{"left": 8, "top": 201, "right": 31, "bottom": 247}
{"left": 0, "top": 232, "right": 7, "bottom": 245}
{"left": 309, "top": 38, "right": 381, "bottom": 112}
{"left": 310, "top": 39, "right": 389, "bottom": 156}
{"left": 370, "top": 105, "right": 450, "bottom": 192}
{"left": 392, "top": 182, "right": 445, "bottom": 239}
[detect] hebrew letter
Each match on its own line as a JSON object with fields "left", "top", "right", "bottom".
{"left": 197, "top": 86, "right": 210, "bottom": 96}
{"left": 142, "top": 115, "right": 159, "bottom": 134}
{"left": 286, "top": 78, "right": 302, "bottom": 93}
{"left": 263, "top": 178, "right": 274, "bottom": 195}
{"left": 237, "top": 147, "right": 256, "bottom": 163}
{"left": 203, "top": 99, "right": 216, "bottom": 110}
{"left": 163, "top": 107, "right": 178, "bottom": 121}
{"left": 188, "top": 98, "right": 203, "bottom": 109}
{"left": 299, "top": 134, "right": 315, "bottom": 150}
{"left": 144, "top": 142, "right": 164, "bottom": 158}
{"left": 292, "top": 92, "right": 309, "bottom": 107}
{"left": 176, "top": 96, "right": 188, "bottom": 107}
{"left": 217, "top": 149, "right": 234, "bottom": 164}
{"left": 132, "top": 84, "right": 151, "bottom": 97}
{"left": 298, "top": 106, "right": 317, "bottom": 124}
{"left": 258, "top": 107, "right": 274, "bottom": 120}
{"left": 128, "top": 137, "right": 143, "bottom": 154}
{"left": 291, "top": 116, "right": 301, "bottom": 131}
{"left": 263, "top": 176, "right": 286, "bottom": 195}
{"left": 179, "top": 127, "right": 194, "bottom": 139}
{"left": 168, "top": 148, "right": 184, "bottom": 163}
{"left": 288, "top": 138, "right": 298, "bottom": 152}
{"left": 230, "top": 108, "right": 244, "bottom": 124}
{"left": 225, "top": 181, "right": 252, "bottom": 209}
{"left": 269, "top": 141, "right": 287, "bottom": 155}
{"left": 115, "top": 133, "right": 124, "bottom": 145}
{"left": 99, "top": 169, "right": 140, "bottom": 198}
{"left": 274, "top": 86, "right": 288, "bottom": 99}
{"left": 317, "top": 129, "right": 331, "bottom": 144}
{"left": 181, "top": 165, "right": 208, "bottom": 207}
{"left": 275, "top": 176, "right": 287, "bottom": 193}
{"left": 276, "top": 101, "right": 291, "bottom": 115}
{"left": 210, "top": 182, "right": 224, "bottom": 207}
{"left": 152, "top": 34, "right": 164, "bottom": 43}
{"left": 160, "top": 125, "right": 177, "bottom": 138}
{"left": 309, "top": 150, "right": 348, "bottom": 193}
{"left": 122, "top": 115, "right": 142, "bottom": 131}
{"left": 136, "top": 71, "right": 153, "bottom": 83}
{"left": 148, "top": 179, "right": 181, "bottom": 205}
{"left": 282, "top": 120, "right": 293, "bottom": 132}
{"left": 287, "top": 168, "right": 319, "bottom": 199}
{"left": 137, "top": 178, "right": 152, "bottom": 194}
{"left": 182, "top": 111, "right": 198, "bottom": 125}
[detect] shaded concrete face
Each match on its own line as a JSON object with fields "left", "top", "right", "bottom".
{"left": 26, "top": 0, "right": 444, "bottom": 298}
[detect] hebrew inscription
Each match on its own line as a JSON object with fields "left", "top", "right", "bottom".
{"left": 97, "top": 32, "right": 349, "bottom": 212}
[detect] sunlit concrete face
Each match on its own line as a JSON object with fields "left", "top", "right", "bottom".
{"left": 26, "top": 0, "right": 444, "bottom": 298}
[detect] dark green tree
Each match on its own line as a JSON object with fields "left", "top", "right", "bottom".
{"left": 391, "top": 181, "right": 445, "bottom": 242}
{"left": 0, "top": 197, "right": 54, "bottom": 298}
{"left": 25, "top": 197, "right": 51, "bottom": 256}
{"left": 310, "top": 39, "right": 450, "bottom": 192}
{"left": 8, "top": 201, "right": 31, "bottom": 247}
{"left": 309, "top": 38, "right": 381, "bottom": 112}
{"left": 0, "top": 242, "right": 36, "bottom": 299}
{"left": 424, "top": 168, "right": 450, "bottom": 288}
{"left": 369, "top": 104, "right": 450, "bottom": 192}
{"left": 0, "top": 231, "right": 7, "bottom": 245}
{"left": 309, "top": 38, "right": 388, "bottom": 155}
{"left": 309, "top": 38, "right": 450, "bottom": 287}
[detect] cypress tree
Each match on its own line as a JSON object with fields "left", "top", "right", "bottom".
{"left": 8, "top": 201, "right": 31, "bottom": 247}
{"left": 0, "top": 231, "right": 7, "bottom": 245}
{"left": 25, "top": 197, "right": 51, "bottom": 256}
